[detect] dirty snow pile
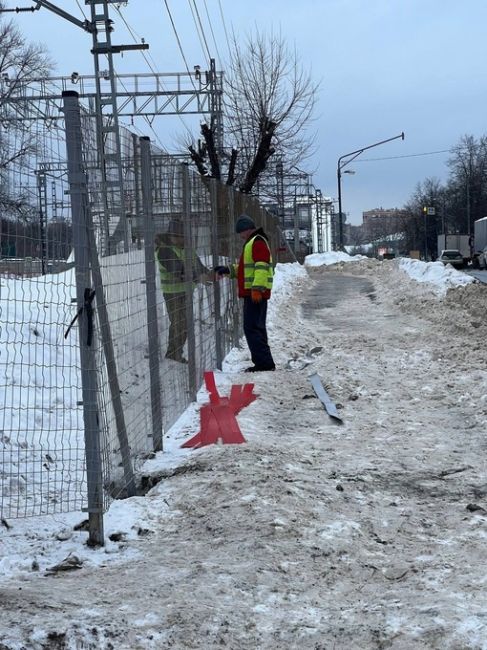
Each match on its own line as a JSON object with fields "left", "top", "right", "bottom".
{"left": 269, "top": 261, "right": 308, "bottom": 298}
{"left": 306, "top": 251, "right": 476, "bottom": 296}
{"left": 397, "top": 257, "right": 475, "bottom": 295}
{"left": 1, "top": 255, "right": 487, "bottom": 649}
{"left": 305, "top": 251, "right": 367, "bottom": 266}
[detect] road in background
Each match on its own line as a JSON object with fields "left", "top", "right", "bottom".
{"left": 465, "top": 269, "right": 487, "bottom": 283}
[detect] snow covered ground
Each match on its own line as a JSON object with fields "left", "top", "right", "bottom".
{"left": 1, "top": 254, "right": 487, "bottom": 649}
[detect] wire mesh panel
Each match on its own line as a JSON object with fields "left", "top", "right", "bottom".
{"left": 213, "top": 183, "right": 241, "bottom": 355}
{"left": 81, "top": 119, "right": 153, "bottom": 499}
{"left": 0, "top": 116, "right": 86, "bottom": 518}
{"left": 151, "top": 157, "right": 194, "bottom": 431}
{"left": 188, "top": 169, "right": 218, "bottom": 389}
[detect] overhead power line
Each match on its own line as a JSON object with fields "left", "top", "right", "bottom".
{"left": 113, "top": 5, "right": 159, "bottom": 76}
{"left": 202, "top": 0, "right": 223, "bottom": 64}
{"left": 162, "top": 0, "right": 198, "bottom": 90}
{"left": 217, "top": 0, "right": 232, "bottom": 56}
{"left": 113, "top": 3, "right": 194, "bottom": 140}
{"left": 188, "top": 0, "right": 212, "bottom": 63}
{"left": 354, "top": 142, "right": 487, "bottom": 164}
{"left": 74, "top": 0, "right": 87, "bottom": 20}
{"left": 356, "top": 149, "right": 453, "bottom": 163}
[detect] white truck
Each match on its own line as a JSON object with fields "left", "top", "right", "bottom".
{"left": 473, "top": 217, "right": 487, "bottom": 268}
{"left": 436, "top": 233, "right": 470, "bottom": 262}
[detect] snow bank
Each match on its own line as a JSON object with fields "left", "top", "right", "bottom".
{"left": 271, "top": 262, "right": 307, "bottom": 301}
{"left": 304, "top": 251, "right": 367, "bottom": 267}
{"left": 397, "top": 257, "right": 475, "bottom": 295}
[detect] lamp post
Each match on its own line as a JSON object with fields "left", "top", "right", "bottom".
{"left": 337, "top": 132, "right": 405, "bottom": 250}
{"left": 336, "top": 169, "right": 354, "bottom": 252}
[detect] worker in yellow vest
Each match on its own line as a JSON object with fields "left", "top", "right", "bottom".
{"left": 215, "top": 215, "right": 275, "bottom": 372}
{"left": 155, "top": 220, "right": 210, "bottom": 362}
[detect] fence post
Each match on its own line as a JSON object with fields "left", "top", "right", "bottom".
{"left": 181, "top": 164, "right": 198, "bottom": 401}
{"left": 228, "top": 188, "right": 240, "bottom": 348}
{"left": 132, "top": 133, "right": 143, "bottom": 249}
{"left": 140, "top": 137, "right": 163, "bottom": 452}
{"left": 62, "top": 90, "right": 104, "bottom": 547}
{"left": 63, "top": 91, "right": 137, "bottom": 503}
{"left": 210, "top": 178, "right": 223, "bottom": 368}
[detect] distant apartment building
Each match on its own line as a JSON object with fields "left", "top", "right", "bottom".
{"left": 362, "top": 207, "right": 408, "bottom": 238}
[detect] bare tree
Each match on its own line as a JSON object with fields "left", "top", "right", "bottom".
{"left": 347, "top": 224, "right": 367, "bottom": 247}
{"left": 401, "top": 178, "right": 445, "bottom": 257}
{"left": 188, "top": 30, "right": 318, "bottom": 196}
{"left": 0, "top": 3, "right": 52, "bottom": 219}
{"left": 446, "top": 134, "right": 487, "bottom": 233}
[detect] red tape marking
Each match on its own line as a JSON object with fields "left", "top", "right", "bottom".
{"left": 182, "top": 372, "right": 258, "bottom": 448}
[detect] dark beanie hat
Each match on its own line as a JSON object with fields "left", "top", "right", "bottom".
{"left": 235, "top": 214, "right": 256, "bottom": 233}
{"left": 167, "top": 219, "right": 184, "bottom": 237}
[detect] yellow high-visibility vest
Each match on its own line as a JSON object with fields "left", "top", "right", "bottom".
{"left": 242, "top": 235, "right": 273, "bottom": 291}
{"left": 155, "top": 245, "right": 187, "bottom": 294}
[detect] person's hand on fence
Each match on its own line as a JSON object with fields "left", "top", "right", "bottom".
{"left": 251, "top": 289, "right": 263, "bottom": 303}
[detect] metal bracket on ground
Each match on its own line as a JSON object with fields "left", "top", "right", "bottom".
{"left": 309, "top": 373, "right": 343, "bottom": 423}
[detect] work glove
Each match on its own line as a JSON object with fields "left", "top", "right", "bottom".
{"left": 251, "top": 289, "right": 263, "bottom": 303}
{"left": 214, "top": 265, "right": 230, "bottom": 276}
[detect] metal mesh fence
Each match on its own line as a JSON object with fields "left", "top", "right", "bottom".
{"left": 0, "top": 90, "right": 293, "bottom": 537}
{"left": 0, "top": 115, "right": 86, "bottom": 518}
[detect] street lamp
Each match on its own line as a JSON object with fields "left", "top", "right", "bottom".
{"left": 337, "top": 132, "right": 405, "bottom": 250}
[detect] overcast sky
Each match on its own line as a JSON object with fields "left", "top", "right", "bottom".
{"left": 8, "top": 0, "right": 487, "bottom": 224}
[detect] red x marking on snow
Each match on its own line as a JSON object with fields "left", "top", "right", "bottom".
{"left": 181, "top": 371, "right": 257, "bottom": 448}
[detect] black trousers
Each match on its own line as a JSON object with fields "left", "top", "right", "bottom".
{"left": 243, "top": 297, "right": 275, "bottom": 369}
{"left": 164, "top": 292, "right": 187, "bottom": 361}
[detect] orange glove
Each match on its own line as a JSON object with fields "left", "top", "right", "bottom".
{"left": 251, "top": 289, "right": 263, "bottom": 303}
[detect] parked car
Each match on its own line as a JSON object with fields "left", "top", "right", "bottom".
{"left": 477, "top": 246, "right": 487, "bottom": 269}
{"left": 439, "top": 249, "right": 464, "bottom": 269}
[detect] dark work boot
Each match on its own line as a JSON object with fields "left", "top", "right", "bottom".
{"left": 245, "top": 364, "right": 275, "bottom": 372}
